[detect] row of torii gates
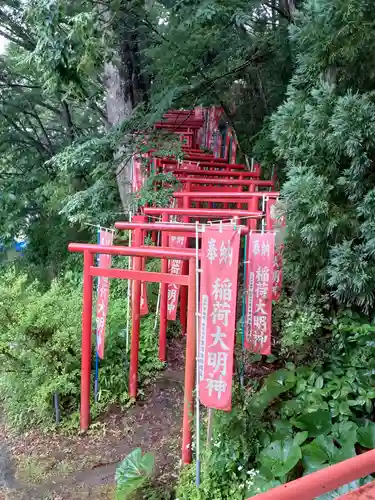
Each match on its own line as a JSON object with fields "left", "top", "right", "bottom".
{"left": 69, "top": 109, "right": 375, "bottom": 499}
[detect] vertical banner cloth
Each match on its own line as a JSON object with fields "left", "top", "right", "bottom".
{"left": 167, "top": 235, "right": 187, "bottom": 320}
{"left": 132, "top": 155, "right": 145, "bottom": 193}
{"left": 244, "top": 232, "right": 275, "bottom": 355}
{"left": 205, "top": 107, "right": 224, "bottom": 155}
{"left": 140, "top": 282, "right": 149, "bottom": 316}
{"left": 96, "top": 229, "right": 114, "bottom": 359}
{"left": 230, "top": 131, "right": 238, "bottom": 164}
{"left": 266, "top": 199, "right": 286, "bottom": 301}
{"left": 199, "top": 225, "right": 241, "bottom": 411}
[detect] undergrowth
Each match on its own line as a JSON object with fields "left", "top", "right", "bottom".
{"left": 176, "top": 296, "right": 375, "bottom": 499}
{"left": 0, "top": 263, "right": 164, "bottom": 431}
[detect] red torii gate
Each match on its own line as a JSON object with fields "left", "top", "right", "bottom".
{"left": 68, "top": 241, "right": 198, "bottom": 463}
{"left": 141, "top": 208, "right": 262, "bottom": 335}
{"left": 170, "top": 168, "right": 260, "bottom": 179}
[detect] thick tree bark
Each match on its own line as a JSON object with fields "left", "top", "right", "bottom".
{"left": 105, "top": 57, "right": 133, "bottom": 210}
{"left": 104, "top": 6, "right": 149, "bottom": 211}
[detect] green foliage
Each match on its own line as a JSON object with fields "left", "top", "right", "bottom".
{"left": 132, "top": 172, "right": 181, "bottom": 211}
{"left": 115, "top": 448, "right": 155, "bottom": 499}
{"left": 176, "top": 388, "right": 265, "bottom": 500}
{"left": 178, "top": 314, "right": 375, "bottom": 499}
{"left": 273, "top": 295, "right": 327, "bottom": 359}
{"left": 330, "top": 310, "right": 375, "bottom": 370}
{"left": 269, "top": 0, "right": 375, "bottom": 314}
{"left": 0, "top": 267, "right": 163, "bottom": 429}
{"left": 146, "top": 0, "right": 294, "bottom": 155}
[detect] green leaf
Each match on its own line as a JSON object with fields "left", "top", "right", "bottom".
{"left": 294, "top": 410, "right": 332, "bottom": 437}
{"left": 115, "top": 448, "right": 155, "bottom": 497}
{"left": 272, "top": 420, "right": 294, "bottom": 440}
{"left": 338, "top": 401, "right": 351, "bottom": 415}
{"left": 331, "top": 421, "right": 358, "bottom": 447}
{"left": 357, "top": 420, "right": 375, "bottom": 449}
{"left": 259, "top": 438, "right": 301, "bottom": 478}
{"left": 302, "top": 435, "right": 335, "bottom": 468}
{"left": 315, "top": 376, "right": 324, "bottom": 389}
{"left": 249, "top": 370, "right": 296, "bottom": 416}
{"left": 294, "top": 431, "right": 309, "bottom": 446}
{"left": 333, "top": 442, "right": 356, "bottom": 463}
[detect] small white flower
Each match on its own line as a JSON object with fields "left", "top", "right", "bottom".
{"left": 238, "top": 465, "right": 243, "bottom": 471}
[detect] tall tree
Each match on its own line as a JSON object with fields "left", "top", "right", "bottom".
{"left": 270, "top": 0, "right": 375, "bottom": 312}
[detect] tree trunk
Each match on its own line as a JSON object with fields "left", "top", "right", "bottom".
{"left": 105, "top": 58, "right": 133, "bottom": 211}
{"left": 104, "top": 6, "right": 149, "bottom": 212}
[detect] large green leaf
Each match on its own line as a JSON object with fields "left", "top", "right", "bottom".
{"left": 357, "top": 420, "right": 375, "bottom": 449}
{"left": 302, "top": 435, "right": 356, "bottom": 476}
{"left": 259, "top": 438, "right": 301, "bottom": 478}
{"left": 331, "top": 421, "right": 358, "bottom": 447}
{"left": 302, "top": 435, "right": 335, "bottom": 473}
{"left": 272, "top": 419, "right": 294, "bottom": 440}
{"left": 115, "top": 448, "right": 155, "bottom": 498}
{"left": 249, "top": 370, "right": 296, "bottom": 416}
{"left": 293, "top": 410, "right": 332, "bottom": 437}
{"left": 294, "top": 431, "right": 309, "bottom": 446}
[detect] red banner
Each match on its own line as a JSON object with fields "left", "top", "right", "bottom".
{"left": 199, "top": 225, "right": 241, "bottom": 411}
{"left": 167, "top": 235, "right": 187, "bottom": 320}
{"left": 230, "top": 131, "right": 238, "bottom": 164}
{"left": 140, "top": 282, "right": 148, "bottom": 316}
{"left": 132, "top": 155, "right": 145, "bottom": 192}
{"left": 244, "top": 232, "right": 275, "bottom": 355}
{"left": 266, "top": 199, "right": 286, "bottom": 301}
{"left": 96, "top": 229, "right": 114, "bottom": 359}
{"left": 206, "top": 107, "right": 223, "bottom": 155}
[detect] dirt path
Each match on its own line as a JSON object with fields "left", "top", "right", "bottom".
{"left": 1, "top": 339, "right": 185, "bottom": 500}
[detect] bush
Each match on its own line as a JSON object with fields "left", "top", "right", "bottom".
{"left": 0, "top": 267, "right": 163, "bottom": 429}
{"left": 176, "top": 388, "right": 264, "bottom": 500}
{"left": 272, "top": 294, "right": 329, "bottom": 362}
{"left": 176, "top": 304, "right": 375, "bottom": 499}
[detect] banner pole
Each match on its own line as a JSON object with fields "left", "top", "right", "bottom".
{"left": 126, "top": 212, "right": 132, "bottom": 352}
{"left": 261, "top": 196, "right": 266, "bottom": 234}
{"left": 94, "top": 227, "right": 100, "bottom": 402}
{"left": 206, "top": 409, "right": 213, "bottom": 448}
{"left": 154, "top": 230, "right": 162, "bottom": 332}
{"left": 195, "top": 221, "right": 201, "bottom": 487}
{"left": 240, "top": 234, "right": 248, "bottom": 387}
